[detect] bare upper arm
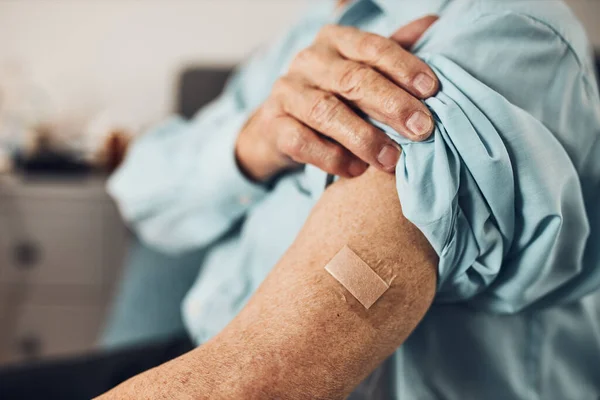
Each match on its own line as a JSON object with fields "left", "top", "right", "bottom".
{"left": 207, "top": 167, "right": 438, "bottom": 398}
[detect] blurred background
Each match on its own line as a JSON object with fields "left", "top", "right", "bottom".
{"left": 0, "top": 0, "right": 598, "bottom": 367}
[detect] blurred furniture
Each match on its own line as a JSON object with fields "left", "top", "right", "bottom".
{"left": 177, "top": 66, "right": 233, "bottom": 119}
{"left": 0, "top": 176, "right": 128, "bottom": 364}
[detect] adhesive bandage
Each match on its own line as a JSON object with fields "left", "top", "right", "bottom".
{"left": 324, "top": 246, "right": 390, "bottom": 309}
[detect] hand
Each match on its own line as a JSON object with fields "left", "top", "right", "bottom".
{"left": 236, "top": 16, "right": 439, "bottom": 182}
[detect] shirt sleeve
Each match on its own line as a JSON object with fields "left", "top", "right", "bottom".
{"left": 380, "top": 11, "right": 600, "bottom": 313}
{"left": 107, "top": 96, "right": 267, "bottom": 253}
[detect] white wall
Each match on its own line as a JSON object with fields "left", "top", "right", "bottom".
{"left": 0, "top": 0, "right": 315, "bottom": 132}
{"left": 0, "top": 0, "right": 598, "bottom": 134}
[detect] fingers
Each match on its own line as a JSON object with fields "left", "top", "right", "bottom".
{"left": 273, "top": 116, "right": 367, "bottom": 178}
{"left": 273, "top": 77, "right": 401, "bottom": 172}
{"left": 390, "top": 15, "right": 439, "bottom": 49}
{"left": 290, "top": 48, "right": 433, "bottom": 139}
{"left": 262, "top": 18, "right": 441, "bottom": 178}
{"left": 316, "top": 25, "right": 439, "bottom": 99}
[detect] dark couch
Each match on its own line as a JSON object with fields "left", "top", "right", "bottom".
{"left": 177, "top": 67, "right": 234, "bottom": 119}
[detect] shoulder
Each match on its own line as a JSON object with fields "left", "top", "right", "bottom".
{"left": 433, "top": 0, "right": 592, "bottom": 67}
{"left": 414, "top": 0, "right": 598, "bottom": 115}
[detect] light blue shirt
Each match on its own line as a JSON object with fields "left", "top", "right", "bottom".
{"left": 108, "top": 0, "right": 600, "bottom": 398}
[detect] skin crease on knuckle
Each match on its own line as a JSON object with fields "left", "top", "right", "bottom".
{"left": 290, "top": 47, "right": 317, "bottom": 73}
{"left": 279, "top": 125, "right": 310, "bottom": 161}
{"left": 337, "top": 63, "right": 371, "bottom": 100}
{"left": 389, "top": 56, "right": 416, "bottom": 86}
{"left": 358, "top": 33, "right": 393, "bottom": 65}
{"left": 384, "top": 92, "right": 427, "bottom": 134}
{"left": 273, "top": 76, "right": 295, "bottom": 103}
{"left": 382, "top": 92, "right": 406, "bottom": 120}
{"left": 308, "top": 92, "right": 341, "bottom": 128}
{"left": 275, "top": 77, "right": 312, "bottom": 120}
{"left": 345, "top": 123, "right": 380, "bottom": 157}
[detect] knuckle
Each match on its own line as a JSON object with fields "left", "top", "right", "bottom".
{"left": 351, "top": 126, "right": 378, "bottom": 153}
{"left": 359, "top": 34, "right": 392, "bottom": 61}
{"left": 279, "top": 127, "right": 308, "bottom": 158}
{"left": 337, "top": 64, "right": 371, "bottom": 99}
{"left": 272, "top": 77, "right": 292, "bottom": 96}
{"left": 308, "top": 92, "right": 340, "bottom": 125}
{"left": 292, "top": 48, "right": 315, "bottom": 68}
{"left": 271, "top": 115, "right": 287, "bottom": 130}
{"left": 262, "top": 98, "right": 281, "bottom": 118}
{"left": 383, "top": 94, "right": 404, "bottom": 116}
{"left": 391, "top": 58, "right": 415, "bottom": 82}
{"left": 323, "top": 147, "right": 345, "bottom": 171}
{"left": 317, "top": 24, "right": 337, "bottom": 41}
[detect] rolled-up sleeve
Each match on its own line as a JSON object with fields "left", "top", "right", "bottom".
{"left": 378, "top": 12, "right": 600, "bottom": 313}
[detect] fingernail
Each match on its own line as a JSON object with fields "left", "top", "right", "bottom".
{"left": 377, "top": 144, "right": 401, "bottom": 171}
{"left": 406, "top": 111, "right": 433, "bottom": 138}
{"left": 348, "top": 160, "right": 367, "bottom": 177}
{"left": 413, "top": 73, "right": 436, "bottom": 97}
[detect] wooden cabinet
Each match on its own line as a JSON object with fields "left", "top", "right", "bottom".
{"left": 0, "top": 176, "right": 128, "bottom": 365}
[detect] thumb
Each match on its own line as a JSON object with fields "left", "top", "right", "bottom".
{"left": 390, "top": 15, "right": 439, "bottom": 49}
